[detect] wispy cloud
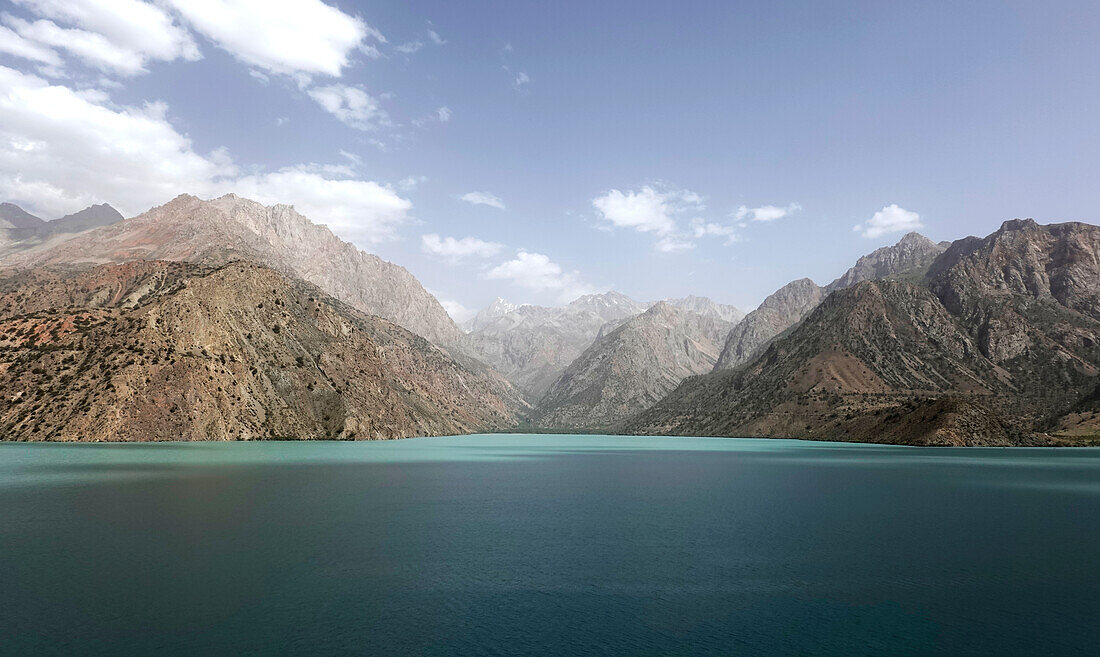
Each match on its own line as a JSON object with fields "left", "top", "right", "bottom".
{"left": 421, "top": 233, "right": 504, "bottom": 260}
{"left": 460, "top": 191, "right": 505, "bottom": 210}
{"left": 735, "top": 202, "right": 801, "bottom": 222}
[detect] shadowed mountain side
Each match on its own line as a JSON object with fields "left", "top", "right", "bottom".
{"left": 623, "top": 220, "right": 1100, "bottom": 445}
{"left": 0, "top": 260, "right": 526, "bottom": 441}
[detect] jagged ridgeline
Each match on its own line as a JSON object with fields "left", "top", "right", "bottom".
{"left": 622, "top": 220, "right": 1100, "bottom": 446}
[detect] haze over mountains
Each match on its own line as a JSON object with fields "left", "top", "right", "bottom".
{"left": 0, "top": 193, "right": 1096, "bottom": 445}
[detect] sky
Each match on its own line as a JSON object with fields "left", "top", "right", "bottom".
{"left": 2, "top": 1, "right": 1100, "bottom": 321}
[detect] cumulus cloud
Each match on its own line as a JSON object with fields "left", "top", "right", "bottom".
{"left": 165, "top": 0, "right": 379, "bottom": 77}
{"left": 421, "top": 234, "right": 503, "bottom": 261}
{"left": 232, "top": 168, "right": 411, "bottom": 244}
{"left": 0, "top": 66, "right": 412, "bottom": 244}
{"left": 854, "top": 204, "right": 922, "bottom": 238}
{"left": 435, "top": 106, "right": 451, "bottom": 122}
{"left": 486, "top": 250, "right": 597, "bottom": 303}
{"left": 735, "top": 202, "right": 801, "bottom": 222}
{"left": 12, "top": 0, "right": 200, "bottom": 72}
{"left": 0, "top": 65, "right": 233, "bottom": 217}
{"left": 592, "top": 185, "right": 703, "bottom": 236}
{"left": 308, "top": 84, "right": 388, "bottom": 131}
{"left": 460, "top": 191, "right": 505, "bottom": 210}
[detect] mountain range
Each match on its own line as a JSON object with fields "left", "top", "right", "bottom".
{"left": 0, "top": 193, "right": 1096, "bottom": 445}
{"left": 624, "top": 220, "right": 1100, "bottom": 445}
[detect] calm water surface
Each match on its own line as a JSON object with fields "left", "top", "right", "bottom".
{"left": 1, "top": 435, "right": 1098, "bottom": 656}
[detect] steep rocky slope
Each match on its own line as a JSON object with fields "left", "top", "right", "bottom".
{"left": 467, "top": 291, "right": 650, "bottom": 399}
{"left": 713, "top": 278, "right": 824, "bottom": 371}
{"left": 624, "top": 220, "right": 1100, "bottom": 445}
{"left": 532, "top": 302, "right": 732, "bottom": 430}
{"left": 0, "top": 261, "right": 525, "bottom": 442}
{"left": 713, "top": 232, "right": 946, "bottom": 371}
{"left": 2, "top": 194, "right": 465, "bottom": 351}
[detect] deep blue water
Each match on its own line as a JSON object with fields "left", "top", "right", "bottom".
{"left": 1, "top": 435, "right": 1098, "bottom": 656}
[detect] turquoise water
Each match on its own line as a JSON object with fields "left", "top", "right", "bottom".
{"left": 1, "top": 434, "right": 1098, "bottom": 656}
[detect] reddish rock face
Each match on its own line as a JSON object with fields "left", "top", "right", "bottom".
{"left": 3, "top": 194, "right": 466, "bottom": 353}
{"left": 0, "top": 261, "right": 526, "bottom": 442}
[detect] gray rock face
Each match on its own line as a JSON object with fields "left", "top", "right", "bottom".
{"left": 624, "top": 220, "right": 1100, "bottom": 446}
{"left": 714, "top": 278, "right": 824, "bottom": 371}
{"left": 2, "top": 194, "right": 466, "bottom": 352}
{"left": 714, "top": 232, "right": 946, "bottom": 371}
{"left": 533, "top": 302, "right": 732, "bottom": 430}
{"left": 0, "top": 202, "right": 45, "bottom": 230}
{"left": 660, "top": 295, "right": 745, "bottom": 324}
{"left": 467, "top": 291, "right": 649, "bottom": 399}
{"left": 825, "top": 232, "right": 946, "bottom": 292}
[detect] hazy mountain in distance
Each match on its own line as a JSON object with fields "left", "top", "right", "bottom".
{"left": 1, "top": 202, "right": 124, "bottom": 255}
{"left": 532, "top": 302, "right": 733, "bottom": 430}
{"left": 467, "top": 291, "right": 650, "bottom": 399}
{"left": 2, "top": 194, "right": 467, "bottom": 352}
{"left": 713, "top": 232, "right": 946, "bottom": 371}
{"left": 659, "top": 295, "right": 745, "bottom": 324}
{"left": 623, "top": 219, "right": 1100, "bottom": 446}
{"left": 0, "top": 260, "right": 526, "bottom": 441}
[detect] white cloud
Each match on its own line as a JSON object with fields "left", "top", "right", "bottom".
{"left": 592, "top": 185, "right": 702, "bottom": 236}
{"left": 437, "top": 297, "right": 475, "bottom": 324}
{"left": 0, "top": 23, "right": 63, "bottom": 67}
{"left": 165, "top": 0, "right": 380, "bottom": 77}
{"left": 232, "top": 167, "right": 411, "bottom": 244}
{"left": 854, "top": 204, "right": 922, "bottom": 238}
{"left": 427, "top": 29, "right": 444, "bottom": 45}
{"left": 13, "top": 0, "right": 200, "bottom": 70}
{"left": 513, "top": 71, "right": 530, "bottom": 89}
{"left": 734, "top": 202, "right": 801, "bottom": 222}
{"left": 460, "top": 191, "right": 505, "bottom": 210}
{"left": 486, "top": 250, "right": 597, "bottom": 303}
{"left": 397, "top": 175, "right": 426, "bottom": 191}
{"left": 0, "top": 65, "right": 233, "bottom": 217}
{"left": 655, "top": 235, "right": 695, "bottom": 252}
{"left": 435, "top": 106, "right": 451, "bottom": 122}
{"left": 395, "top": 40, "right": 422, "bottom": 54}
{"left": 690, "top": 217, "right": 740, "bottom": 245}
{"left": 0, "top": 66, "right": 411, "bottom": 244}
{"left": 5, "top": 17, "right": 152, "bottom": 76}
{"left": 308, "top": 84, "right": 387, "bottom": 130}
{"left": 421, "top": 233, "right": 503, "bottom": 260}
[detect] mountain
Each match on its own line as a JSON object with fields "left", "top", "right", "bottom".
{"left": 532, "top": 302, "right": 733, "bottom": 430}
{"left": 464, "top": 297, "right": 518, "bottom": 332}
{"left": 0, "top": 202, "right": 45, "bottom": 230}
{"left": 623, "top": 220, "right": 1100, "bottom": 446}
{"left": 2, "top": 194, "right": 466, "bottom": 352}
{"left": 661, "top": 295, "right": 745, "bottom": 323}
{"left": 1, "top": 202, "right": 124, "bottom": 255}
{"left": 47, "top": 203, "right": 123, "bottom": 235}
{"left": 467, "top": 291, "right": 650, "bottom": 399}
{"left": 713, "top": 232, "right": 946, "bottom": 371}
{"left": 713, "top": 278, "right": 824, "bottom": 371}
{"left": 0, "top": 260, "right": 525, "bottom": 442}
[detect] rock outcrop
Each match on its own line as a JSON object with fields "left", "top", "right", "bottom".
{"left": 2, "top": 194, "right": 466, "bottom": 352}
{"left": 0, "top": 260, "right": 526, "bottom": 441}
{"left": 532, "top": 302, "right": 732, "bottom": 430}
{"left": 623, "top": 220, "right": 1100, "bottom": 446}
{"left": 713, "top": 232, "right": 946, "bottom": 371}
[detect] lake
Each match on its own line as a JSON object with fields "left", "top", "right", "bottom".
{"left": 1, "top": 434, "right": 1098, "bottom": 656}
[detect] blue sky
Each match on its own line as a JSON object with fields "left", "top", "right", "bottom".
{"left": 2, "top": 1, "right": 1099, "bottom": 319}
